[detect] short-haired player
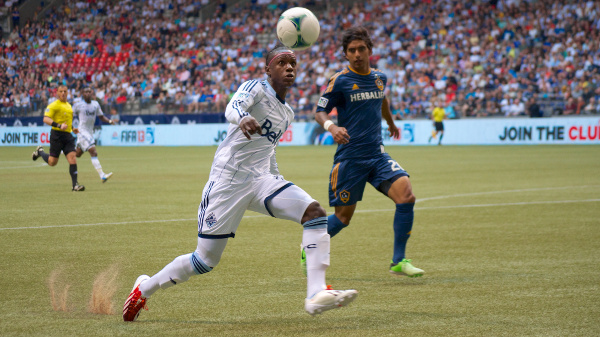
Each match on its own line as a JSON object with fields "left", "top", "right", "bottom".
{"left": 73, "top": 87, "right": 114, "bottom": 182}
{"left": 312, "top": 26, "right": 425, "bottom": 277}
{"left": 123, "top": 44, "right": 358, "bottom": 321}
{"left": 32, "top": 85, "right": 85, "bottom": 191}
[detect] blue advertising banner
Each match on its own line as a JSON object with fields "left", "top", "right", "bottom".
{"left": 1, "top": 117, "right": 598, "bottom": 147}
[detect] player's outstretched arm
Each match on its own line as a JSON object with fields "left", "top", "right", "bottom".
{"left": 99, "top": 115, "right": 114, "bottom": 125}
{"left": 315, "top": 111, "right": 349, "bottom": 144}
{"left": 382, "top": 97, "right": 399, "bottom": 138}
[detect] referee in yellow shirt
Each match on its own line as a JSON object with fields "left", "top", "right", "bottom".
{"left": 32, "top": 85, "right": 85, "bottom": 191}
{"left": 428, "top": 100, "right": 447, "bottom": 146}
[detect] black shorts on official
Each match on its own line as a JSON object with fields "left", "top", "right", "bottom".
{"left": 434, "top": 121, "right": 444, "bottom": 132}
{"left": 49, "top": 129, "right": 76, "bottom": 157}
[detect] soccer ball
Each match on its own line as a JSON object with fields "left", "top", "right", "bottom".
{"left": 276, "top": 7, "right": 320, "bottom": 51}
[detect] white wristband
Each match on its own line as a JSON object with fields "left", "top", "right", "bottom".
{"left": 323, "top": 120, "right": 335, "bottom": 131}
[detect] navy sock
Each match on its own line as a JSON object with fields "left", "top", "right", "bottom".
{"left": 392, "top": 203, "right": 414, "bottom": 263}
{"left": 327, "top": 214, "right": 347, "bottom": 237}
{"left": 69, "top": 164, "right": 78, "bottom": 187}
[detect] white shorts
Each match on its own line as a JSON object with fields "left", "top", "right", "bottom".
{"left": 197, "top": 174, "right": 316, "bottom": 238}
{"left": 76, "top": 131, "right": 95, "bottom": 152}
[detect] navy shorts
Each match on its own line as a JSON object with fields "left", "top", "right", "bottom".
{"left": 328, "top": 152, "right": 409, "bottom": 206}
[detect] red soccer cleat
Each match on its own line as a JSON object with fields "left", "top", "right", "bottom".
{"left": 123, "top": 275, "right": 150, "bottom": 322}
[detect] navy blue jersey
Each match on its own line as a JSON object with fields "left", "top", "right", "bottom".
{"left": 316, "top": 66, "right": 387, "bottom": 162}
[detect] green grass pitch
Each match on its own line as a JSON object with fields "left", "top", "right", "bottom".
{"left": 1, "top": 145, "right": 599, "bottom": 336}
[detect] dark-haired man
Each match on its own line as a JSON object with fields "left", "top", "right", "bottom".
{"left": 311, "top": 26, "right": 424, "bottom": 277}
{"left": 123, "top": 44, "right": 357, "bottom": 322}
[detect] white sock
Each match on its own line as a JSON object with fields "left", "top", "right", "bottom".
{"left": 139, "top": 253, "right": 196, "bottom": 298}
{"left": 90, "top": 157, "right": 105, "bottom": 178}
{"left": 303, "top": 228, "right": 329, "bottom": 298}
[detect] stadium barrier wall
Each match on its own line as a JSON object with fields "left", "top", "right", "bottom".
{"left": 1, "top": 117, "right": 599, "bottom": 147}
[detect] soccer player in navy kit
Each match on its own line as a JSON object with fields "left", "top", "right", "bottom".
{"left": 313, "top": 26, "right": 424, "bottom": 277}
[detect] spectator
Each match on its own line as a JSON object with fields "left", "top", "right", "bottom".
{"left": 0, "top": 0, "right": 598, "bottom": 120}
{"left": 11, "top": 6, "right": 19, "bottom": 28}
{"left": 109, "top": 107, "right": 120, "bottom": 124}
{"left": 528, "top": 95, "right": 543, "bottom": 118}
{"left": 564, "top": 97, "right": 577, "bottom": 115}
{"left": 583, "top": 97, "right": 598, "bottom": 115}
{"left": 115, "top": 90, "right": 127, "bottom": 114}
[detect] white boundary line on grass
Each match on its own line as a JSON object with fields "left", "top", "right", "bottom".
{"left": 0, "top": 163, "right": 47, "bottom": 169}
{"left": 1, "top": 186, "right": 598, "bottom": 231}
{"left": 417, "top": 185, "right": 600, "bottom": 202}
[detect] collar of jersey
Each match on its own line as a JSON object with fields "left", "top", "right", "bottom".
{"left": 264, "top": 79, "right": 286, "bottom": 104}
{"left": 347, "top": 65, "right": 371, "bottom": 75}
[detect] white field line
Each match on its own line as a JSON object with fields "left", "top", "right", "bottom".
{"left": 0, "top": 163, "right": 47, "bottom": 169}
{"left": 1, "top": 186, "right": 598, "bottom": 231}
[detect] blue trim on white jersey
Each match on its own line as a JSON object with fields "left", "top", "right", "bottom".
{"left": 263, "top": 182, "right": 295, "bottom": 217}
{"left": 232, "top": 100, "right": 248, "bottom": 119}
{"left": 241, "top": 80, "right": 257, "bottom": 92}
{"left": 246, "top": 80, "right": 259, "bottom": 93}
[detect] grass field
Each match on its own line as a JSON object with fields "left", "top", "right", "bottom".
{"left": 1, "top": 145, "right": 599, "bottom": 336}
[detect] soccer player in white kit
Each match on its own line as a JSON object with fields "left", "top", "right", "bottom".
{"left": 72, "top": 87, "right": 113, "bottom": 182}
{"left": 123, "top": 44, "right": 358, "bottom": 321}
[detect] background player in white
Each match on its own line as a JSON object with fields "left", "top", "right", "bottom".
{"left": 72, "top": 87, "right": 113, "bottom": 182}
{"left": 123, "top": 44, "right": 358, "bottom": 321}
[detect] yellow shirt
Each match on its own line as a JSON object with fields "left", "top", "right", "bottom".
{"left": 432, "top": 107, "right": 445, "bottom": 122}
{"left": 44, "top": 99, "right": 74, "bottom": 132}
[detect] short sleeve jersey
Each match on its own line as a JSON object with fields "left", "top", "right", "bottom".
{"left": 73, "top": 99, "right": 104, "bottom": 135}
{"left": 316, "top": 66, "right": 387, "bottom": 162}
{"left": 44, "top": 100, "right": 74, "bottom": 133}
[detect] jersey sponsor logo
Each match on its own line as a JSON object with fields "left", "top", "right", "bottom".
{"left": 205, "top": 212, "right": 217, "bottom": 228}
{"left": 349, "top": 90, "right": 384, "bottom": 102}
{"left": 352, "top": 84, "right": 359, "bottom": 90}
{"left": 340, "top": 190, "right": 350, "bottom": 204}
{"left": 260, "top": 118, "right": 285, "bottom": 144}
{"left": 375, "top": 75, "right": 384, "bottom": 91}
{"left": 317, "top": 97, "right": 329, "bottom": 108}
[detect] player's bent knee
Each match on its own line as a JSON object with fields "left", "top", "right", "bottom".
{"left": 190, "top": 251, "right": 214, "bottom": 274}
{"left": 195, "top": 237, "right": 227, "bottom": 269}
{"left": 301, "top": 201, "right": 326, "bottom": 224}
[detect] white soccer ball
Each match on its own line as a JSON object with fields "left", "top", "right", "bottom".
{"left": 276, "top": 7, "right": 320, "bottom": 51}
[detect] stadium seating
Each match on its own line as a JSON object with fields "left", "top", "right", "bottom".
{"left": 1, "top": 0, "right": 599, "bottom": 119}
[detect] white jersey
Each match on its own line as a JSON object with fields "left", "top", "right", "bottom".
{"left": 210, "top": 79, "right": 294, "bottom": 184}
{"left": 73, "top": 99, "right": 104, "bottom": 135}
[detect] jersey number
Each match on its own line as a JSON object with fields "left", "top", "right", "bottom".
{"left": 388, "top": 160, "right": 403, "bottom": 172}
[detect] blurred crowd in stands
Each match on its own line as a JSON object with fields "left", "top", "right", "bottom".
{"left": 1, "top": 0, "right": 600, "bottom": 120}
